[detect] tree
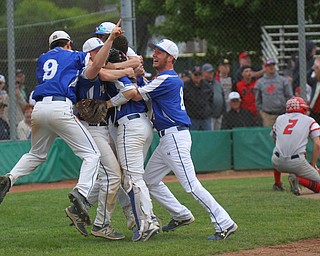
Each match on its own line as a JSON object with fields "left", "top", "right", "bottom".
{"left": 135, "top": 0, "right": 320, "bottom": 57}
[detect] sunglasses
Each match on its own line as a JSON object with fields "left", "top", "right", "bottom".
{"left": 193, "top": 73, "right": 202, "bottom": 76}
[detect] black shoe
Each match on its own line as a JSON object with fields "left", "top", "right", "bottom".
{"left": 68, "top": 188, "right": 92, "bottom": 225}
{"left": 0, "top": 175, "right": 11, "bottom": 204}
{"left": 65, "top": 205, "right": 88, "bottom": 236}
{"left": 162, "top": 216, "right": 195, "bottom": 232}
{"left": 272, "top": 183, "right": 285, "bottom": 191}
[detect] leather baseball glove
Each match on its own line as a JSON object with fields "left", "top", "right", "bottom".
{"left": 75, "top": 99, "right": 108, "bottom": 124}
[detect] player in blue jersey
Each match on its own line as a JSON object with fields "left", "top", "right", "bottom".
{"left": 0, "top": 21, "right": 124, "bottom": 228}
{"left": 104, "top": 44, "right": 160, "bottom": 242}
{"left": 134, "top": 39, "right": 238, "bottom": 240}
{"left": 65, "top": 37, "right": 134, "bottom": 239}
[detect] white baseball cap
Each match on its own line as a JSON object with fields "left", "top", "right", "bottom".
{"left": 82, "top": 37, "right": 104, "bottom": 53}
{"left": 0, "top": 75, "right": 5, "bottom": 83}
{"left": 94, "top": 22, "right": 116, "bottom": 35}
{"left": 49, "top": 30, "right": 71, "bottom": 46}
{"left": 228, "top": 92, "right": 241, "bottom": 101}
{"left": 148, "top": 39, "right": 179, "bottom": 60}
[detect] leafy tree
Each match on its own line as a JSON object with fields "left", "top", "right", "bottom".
{"left": 135, "top": 0, "right": 320, "bottom": 58}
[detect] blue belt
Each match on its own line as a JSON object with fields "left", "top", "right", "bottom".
{"left": 89, "top": 122, "right": 108, "bottom": 127}
{"left": 37, "top": 96, "right": 67, "bottom": 102}
{"left": 274, "top": 152, "right": 299, "bottom": 160}
{"left": 158, "top": 126, "right": 189, "bottom": 137}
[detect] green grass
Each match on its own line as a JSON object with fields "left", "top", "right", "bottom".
{"left": 1, "top": 176, "right": 319, "bottom": 256}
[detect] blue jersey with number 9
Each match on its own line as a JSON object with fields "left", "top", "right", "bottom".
{"left": 33, "top": 47, "right": 89, "bottom": 103}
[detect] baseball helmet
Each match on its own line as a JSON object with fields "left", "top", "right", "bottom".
{"left": 286, "top": 96, "right": 309, "bottom": 114}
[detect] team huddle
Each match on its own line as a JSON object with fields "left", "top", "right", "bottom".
{"left": 1, "top": 18, "right": 319, "bottom": 243}
{"left": 0, "top": 20, "right": 238, "bottom": 242}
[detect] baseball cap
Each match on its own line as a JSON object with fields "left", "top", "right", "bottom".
{"left": 238, "top": 51, "right": 250, "bottom": 60}
{"left": 148, "top": 39, "right": 179, "bottom": 60}
{"left": 49, "top": 30, "right": 71, "bottom": 46}
{"left": 228, "top": 92, "right": 241, "bottom": 101}
{"left": 82, "top": 37, "right": 104, "bottom": 53}
{"left": 191, "top": 66, "right": 201, "bottom": 74}
{"left": 0, "top": 75, "right": 5, "bottom": 83}
{"left": 218, "top": 58, "right": 230, "bottom": 65}
{"left": 264, "top": 59, "right": 276, "bottom": 67}
{"left": 201, "top": 63, "right": 214, "bottom": 73}
{"left": 94, "top": 22, "right": 116, "bottom": 35}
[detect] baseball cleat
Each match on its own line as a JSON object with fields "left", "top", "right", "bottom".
{"left": 162, "top": 216, "right": 195, "bottom": 232}
{"left": 208, "top": 223, "right": 238, "bottom": 240}
{"left": 0, "top": 174, "right": 11, "bottom": 204}
{"left": 272, "top": 183, "right": 285, "bottom": 191}
{"left": 65, "top": 205, "right": 88, "bottom": 236}
{"left": 288, "top": 174, "right": 301, "bottom": 196}
{"left": 68, "top": 188, "right": 92, "bottom": 225}
{"left": 91, "top": 224, "right": 125, "bottom": 240}
{"left": 141, "top": 223, "right": 160, "bottom": 242}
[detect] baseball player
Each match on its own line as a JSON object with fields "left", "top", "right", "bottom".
{"left": 104, "top": 45, "right": 159, "bottom": 242}
{"left": 271, "top": 96, "right": 320, "bottom": 196}
{"left": 65, "top": 37, "right": 133, "bottom": 239}
{"left": 0, "top": 21, "right": 124, "bottom": 227}
{"left": 94, "top": 24, "right": 140, "bottom": 228}
{"left": 132, "top": 39, "right": 238, "bottom": 240}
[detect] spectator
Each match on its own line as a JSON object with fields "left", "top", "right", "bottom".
{"left": 201, "top": 63, "right": 225, "bottom": 129}
{"left": 17, "top": 104, "right": 33, "bottom": 141}
{"left": 254, "top": 59, "right": 293, "bottom": 127}
{"left": 292, "top": 39, "right": 317, "bottom": 92}
{"left": 0, "top": 75, "right": 9, "bottom": 123}
{"left": 201, "top": 63, "right": 215, "bottom": 84}
{"left": 0, "top": 100, "right": 9, "bottom": 140}
{"left": 184, "top": 66, "right": 213, "bottom": 130}
{"left": 234, "top": 51, "right": 265, "bottom": 84}
{"left": 309, "top": 57, "right": 320, "bottom": 124}
{"left": 221, "top": 92, "right": 258, "bottom": 129}
{"left": 216, "top": 58, "right": 235, "bottom": 111}
{"left": 179, "top": 69, "right": 191, "bottom": 83}
{"left": 15, "top": 69, "right": 28, "bottom": 102}
{"left": 236, "top": 65, "right": 258, "bottom": 116}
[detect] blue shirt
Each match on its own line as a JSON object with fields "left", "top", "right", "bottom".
{"left": 76, "top": 76, "right": 109, "bottom": 101}
{"left": 33, "top": 47, "right": 89, "bottom": 103}
{"left": 138, "top": 70, "right": 191, "bottom": 131}
{"left": 106, "top": 76, "right": 148, "bottom": 121}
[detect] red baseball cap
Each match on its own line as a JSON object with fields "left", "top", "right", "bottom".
{"left": 264, "top": 59, "right": 276, "bottom": 67}
{"left": 239, "top": 51, "right": 249, "bottom": 60}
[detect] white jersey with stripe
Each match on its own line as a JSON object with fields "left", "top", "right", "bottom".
{"left": 272, "top": 112, "right": 320, "bottom": 156}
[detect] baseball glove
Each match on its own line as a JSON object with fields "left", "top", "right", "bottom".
{"left": 75, "top": 99, "right": 108, "bottom": 124}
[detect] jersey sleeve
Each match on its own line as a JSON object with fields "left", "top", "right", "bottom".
{"left": 309, "top": 121, "right": 320, "bottom": 139}
{"left": 138, "top": 75, "right": 169, "bottom": 101}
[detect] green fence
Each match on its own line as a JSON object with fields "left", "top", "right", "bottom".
{"left": 1, "top": 127, "right": 316, "bottom": 185}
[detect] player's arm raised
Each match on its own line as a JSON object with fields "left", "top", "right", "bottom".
{"left": 85, "top": 19, "right": 124, "bottom": 80}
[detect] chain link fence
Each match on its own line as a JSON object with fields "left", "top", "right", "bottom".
{"left": 0, "top": 1, "right": 319, "bottom": 140}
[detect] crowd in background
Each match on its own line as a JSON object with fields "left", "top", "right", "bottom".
{"left": 180, "top": 39, "right": 318, "bottom": 131}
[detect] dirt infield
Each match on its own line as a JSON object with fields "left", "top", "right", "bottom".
{"left": 9, "top": 170, "right": 320, "bottom": 255}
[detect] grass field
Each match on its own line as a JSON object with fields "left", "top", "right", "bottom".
{"left": 1, "top": 176, "right": 320, "bottom": 256}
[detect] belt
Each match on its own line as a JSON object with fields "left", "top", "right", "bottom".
{"left": 37, "top": 96, "right": 67, "bottom": 102}
{"left": 115, "top": 113, "right": 143, "bottom": 127}
{"left": 158, "top": 126, "right": 189, "bottom": 137}
{"left": 274, "top": 151, "right": 299, "bottom": 160}
{"left": 88, "top": 122, "right": 108, "bottom": 127}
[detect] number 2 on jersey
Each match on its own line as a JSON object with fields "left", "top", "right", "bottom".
{"left": 283, "top": 119, "right": 298, "bottom": 134}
